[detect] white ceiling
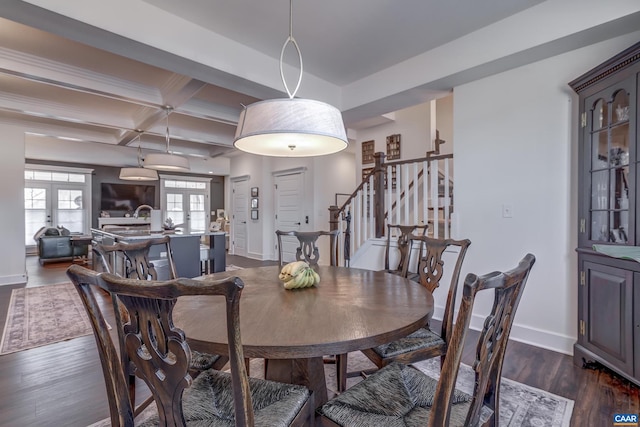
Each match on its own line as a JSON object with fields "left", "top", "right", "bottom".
{"left": 0, "top": 0, "right": 639, "bottom": 173}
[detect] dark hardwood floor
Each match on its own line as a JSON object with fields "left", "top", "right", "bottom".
{"left": 0, "top": 255, "right": 637, "bottom": 426}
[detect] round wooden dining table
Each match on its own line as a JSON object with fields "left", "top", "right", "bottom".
{"left": 173, "top": 265, "right": 434, "bottom": 408}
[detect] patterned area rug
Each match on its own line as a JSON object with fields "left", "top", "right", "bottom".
{"left": 0, "top": 283, "right": 95, "bottom": 355}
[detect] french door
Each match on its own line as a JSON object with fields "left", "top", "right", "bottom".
{"left": 231, "top": 178, "right": 248, "bottom": 257}
{"left": 25, "top": 165, "right": 92, "bottom": 248}
{"left": 25, "top": 183, "right": 89, "bottom": 246}
{"left": 161, "top": 177, "right": 210, "bottom": 234}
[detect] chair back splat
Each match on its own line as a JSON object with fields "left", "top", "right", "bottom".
{"left": 276, "top": 230, "right": 339, "bottom": 267}
{"left": 411, "top": 236, "right": 471, "bottom": 351}
{"left": 384, "top": 224, "right": 428, "bottom": 276}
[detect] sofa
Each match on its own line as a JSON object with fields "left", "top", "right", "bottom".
{"left": 34, "top": 226, "right": 88, "bottom": 265}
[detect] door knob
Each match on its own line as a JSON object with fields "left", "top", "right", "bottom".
{"left": 295, "top": 222, "right": 301, "bottom": 225}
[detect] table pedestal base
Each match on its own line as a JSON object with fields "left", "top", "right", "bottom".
{"left": 265, "top": 357, "right": 328, "bottom": 408}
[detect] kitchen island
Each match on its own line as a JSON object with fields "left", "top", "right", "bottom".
{"left": 91, "top": 227, "right": 226, "bottom": 278}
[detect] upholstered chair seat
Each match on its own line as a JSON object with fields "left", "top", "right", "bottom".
{"left": 318, "top": 362, "right": 489, "bottom": 427}
{"left": 371, "top": 327, "right": 445, "bottom": 359}
{"left": 138, "top": 369, "right": 310, "bottom": 427}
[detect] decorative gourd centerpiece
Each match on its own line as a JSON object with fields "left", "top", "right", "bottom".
{"left": 278, "top": 261, "right": 320, "bottom": 289}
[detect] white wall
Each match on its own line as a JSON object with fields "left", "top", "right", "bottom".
{"left": 0, "top": 124, "right": 27, "bottom": 285}
{"left": 453, "top": 32, "right": 640, "bottom": 354}
{"left": 229, "top": 150, "right": 356, "bottom": 261}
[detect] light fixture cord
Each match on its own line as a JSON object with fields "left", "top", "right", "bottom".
{"left": 165, "top": 108, "right": 172, "bottom": 154}
{"left": 279, "top": 0, "right": 303, "bottom": 99}
{"left": 136, "top": 133, "right": 144, "bottom": 167}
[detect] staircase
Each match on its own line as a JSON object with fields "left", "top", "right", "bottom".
{"left": 329, "top": 150, "right": 453, "bottom": 266}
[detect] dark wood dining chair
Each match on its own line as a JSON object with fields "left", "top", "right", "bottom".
{"left": 318, "top": 253, "right": 536, "bottom": 427}
{"left": 336, "top": 235, "right": 471, "bottom": 391}
{"left": 67, "top": 264, "right": 314, "bottom": 427}
{"left": 382, "top": 224, "right": 428, "bottom": 279}
{"left": 92, "top": 237, "right": 228, "bottom": 413}
{"left": 276, "top": 230, "right": 339, "bottom": 267}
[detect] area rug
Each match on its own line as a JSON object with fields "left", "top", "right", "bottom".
{"left": 0, "top": 282, "right": 95, "bottom": 355}
{"left": 87, "top": 352, "right": 573, "bottom": 427}
{"left": 225, "top": 264, "right": 244, "bottom": 271}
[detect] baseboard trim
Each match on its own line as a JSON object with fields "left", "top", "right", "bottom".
{"left": 469, "top": 313, "right": 574, "bottom": 355}
{"left": 430, "top": 308, "right": 575, "bottom": 356}
{"left": 0, "top": 272, "right": 28, "bottom": 286}
{"left": 246, "top": 251, "right": 267, "bottom": 261}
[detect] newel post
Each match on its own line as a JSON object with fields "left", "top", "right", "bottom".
{"left": 329, "top": 205, "right": 340, "bottom": 265}
{"left": 373, "top": 152, "right": 386, "bottom": 238}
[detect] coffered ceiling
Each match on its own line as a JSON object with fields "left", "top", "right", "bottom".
{"left": 0, "top": 0, "right": 639, "bottom": 173}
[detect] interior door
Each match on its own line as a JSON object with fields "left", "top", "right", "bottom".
{"left": 232, "top": 179, "right": 248, "bottom": 257}
{"left": 25, "top": 183, "right": 87, "bottom": 246}
{"left": 165, "top": 189, "right": 209, "bottom": 234}
{"left": 275, "top": 172, "right": 304, "bottom": 263}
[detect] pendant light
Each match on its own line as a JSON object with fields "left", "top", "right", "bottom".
{"left": 144, "top": 107, "right": 190, "bottom": 171}
{"left": 119, "top": 132, "right": 159, "bottom": 181}
{"left": 234, "top": 0, "right": 347, "bottom": 157}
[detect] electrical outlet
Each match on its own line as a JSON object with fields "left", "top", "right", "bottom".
{"left": 502, "top": 203, "right": 513, "bottom": 218}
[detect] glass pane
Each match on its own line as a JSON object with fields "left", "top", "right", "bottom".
{"left": 591, "top": 170, "right": 608, "bottom": 210}
{"left": 592, "top": 98, "right": 608, "bottom": 130}
{"left": 57, "top": 211, "right": 83, "bottom": 233}
{"left": 33, "top": 171, "right": 51, "bottom": 181}
{"left": 611, "top": 166, "right": 630, "bottom": 210}
{"left": 51, "top": 172, "right": 68, "bottom": 182}
{"left": 590, "top": 210, "right": 608, "bottom": 242}
{"left": 189, "top": 194, "right": 206, "bottom": 233}
{"left": 610, "top": 123, "right": 629, "bottom": 167}
{"left": 24, "top": 170, "right": 34, "bottom": 180}
{"left": 190, "top": 194, "right": 204, "bottom": 211}
{"left": 25, "top": 210, "right": 47, "bottom": 245}
{"left": 68, "top": 174, "right": 85, "bottom": 183}
{"left": 24, "top": 188, "right": 47, "bottom": 209}
{"left": 591, "top": 130, "right": 608, "bottom": 169}
{"left": 612, "top": 89, "right": 630, "bottom": 123}
{"left": 190, "top": 211, "right": 206, "bottom": 233}
{"left": 57, "top": 190, "right": 83, "bottom": 210}
{"left": 610, "top": 211, "right": 629, "bottom": 243}
{"left": 166, "top": 193, "right": 184, "bottom": 227}
{"left": 165, "top": 180, "right": 177, "bottom": 188}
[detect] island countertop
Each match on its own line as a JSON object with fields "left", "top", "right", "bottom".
{"left": 91, "top": 228, "right": 227, "bottom": 277}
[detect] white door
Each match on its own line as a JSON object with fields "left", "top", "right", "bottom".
{"left": 162, "top": 178, "right": 210, "bottom": 234}
{"left": 165, "top": 191, "right": 208, "bottom": 234}
{"left": 25, "top": 183, "right": 87, "bottom": 246}
{"left": 232, "top": 179, "right": 249, "bottom": 257}
{"left": 275, "top": 172, "right": 304, "bottom": 263}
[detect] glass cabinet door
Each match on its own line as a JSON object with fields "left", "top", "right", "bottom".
{"left": 585, "top": 79, "right": 634, "bottom": 244}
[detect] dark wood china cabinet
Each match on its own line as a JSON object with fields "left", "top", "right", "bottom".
{"left": 570, "top": 41, "right": 640, "bottom": 385}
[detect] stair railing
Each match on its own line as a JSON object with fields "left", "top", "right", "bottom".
{"left": 329, "top": 151, "right": 453, "bottom": 266}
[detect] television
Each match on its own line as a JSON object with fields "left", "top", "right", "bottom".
{"left": 101, "top": 183, "right": 156, "bottom": 211}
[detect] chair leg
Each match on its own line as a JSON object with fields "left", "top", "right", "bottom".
{"left": 336, "top": 353, "right": 348, "bottom": 392}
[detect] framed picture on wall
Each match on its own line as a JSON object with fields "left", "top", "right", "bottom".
{"left": 251, "top": 187, "right": 259, "bottom": 197}
{"left": 251, "top": 209, "right": 259, "bottom": 220}
{"left": 251, "top": 198, "right": 259, "bottom": 208}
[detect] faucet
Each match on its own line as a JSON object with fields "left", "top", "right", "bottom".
{"left": 133, "top": 204, "right": 153, "bottom": 218}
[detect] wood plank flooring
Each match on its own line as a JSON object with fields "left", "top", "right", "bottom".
{"left": 0, "top": 255, "right": 637, "bottom": 426}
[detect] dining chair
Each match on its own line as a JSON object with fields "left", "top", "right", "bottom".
{"left": 318, "top": 253, "right": 536, "bottom": 427}
{"left": 276, "top": 230, "right": 339, "bottom": 267}
{"left": 92, "top": 237, "right": 228, "bottom": 413}
{"left": 336, "top": 235, "right": 471, "bottom": 392}
{"left": 382, "top": 224, "right": 428, "bottom": 279}
{"left": 67, "top": 264, "right": 314, "bottom": 427}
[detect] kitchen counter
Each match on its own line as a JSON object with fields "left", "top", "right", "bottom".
{"left": 91, "top": 228, "right": 227, "bottom": 278}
